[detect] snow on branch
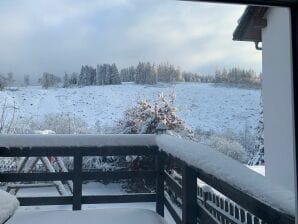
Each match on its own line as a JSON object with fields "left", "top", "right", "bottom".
{"left": 156, "top": 135, "right": 295, "bottom": 217}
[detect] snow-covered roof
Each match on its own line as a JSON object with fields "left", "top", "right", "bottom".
{"left": 156, "top": 135, "right": 295, "bottom": 217}
{"left": 0, "top": 134, "right": 156, "bottom": 148}
{"left": 0, "top": 190, "right": 19, "bottom": 224}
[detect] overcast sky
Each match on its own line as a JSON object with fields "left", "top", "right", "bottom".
{"left": 0, "top": 0, "right": 261, "bottom": 81}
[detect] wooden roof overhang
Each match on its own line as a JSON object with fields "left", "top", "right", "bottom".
{"left": 233, "top": 6, "right": 268, "bottom": 47}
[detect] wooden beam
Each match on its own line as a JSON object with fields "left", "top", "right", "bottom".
{"left": 179, "top": 0, "right": 296, "bottom": 7}
{"left": 81, "top": 194, "right": 156, "bottom": 204}
{"left": 18, "top": 196, "right": 72, "bottom": 206}
{"left": 290, "top": 5, "right": 298, "bottom": 224}
{"left": 182, "top": 165, "right": 198, "bottom": 224}
{"left": 164, "top": 170, "right": 182, "bottom": 198}
{"left": 82, "top": 170, "right": 157, "bottom": 181}
{"left": 0, "top": 146, "right": 158, "bottom": 157}
{"left": 164, "top": 195, "right": 182, "bottom": 224}
{"left": 72, "top": 149, "right": 82, "bottom": 210}
{"left": 156, "top": 154, "right": 165, "bottom": 217}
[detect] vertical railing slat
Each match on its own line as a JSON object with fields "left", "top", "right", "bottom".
{"left": 156, "top": 153, "right": 164, "bottom": 217}
{"left": 182, "top": 165, "right": 197, "bottom": 224}
{"left": 72, "top": 148, "right": 82, "bottom": 210}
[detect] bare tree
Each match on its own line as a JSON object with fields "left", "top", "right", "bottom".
{"left": 0, "top": 99, "right": 17, "bottom": 134}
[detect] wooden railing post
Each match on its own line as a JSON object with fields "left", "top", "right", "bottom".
{"left": 73, "top": 148, "right": 82, "bottom": 210}
{"left": 182, "top": 165, "right": 197, "bottom": 224}
{"left": 156, "top": 153, "right": 165, "bottom": 217}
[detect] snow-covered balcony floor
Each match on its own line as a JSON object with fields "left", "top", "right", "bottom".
{"left": 6, "top": 208, "right": 166, "bottom": 224}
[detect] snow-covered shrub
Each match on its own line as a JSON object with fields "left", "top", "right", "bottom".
{"left": 200, "top": 135, "right": 246, "bottom": 162}
{"left": 31, "top": 113, "right": 90, "bottom": 134}
{"left": 117, "top": 93, "right": 193, "bottom": 192}
{"left": 118, "top": 92, "right": 192, "bottom": 137}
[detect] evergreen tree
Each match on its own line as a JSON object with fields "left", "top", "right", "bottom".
{"left": 69, "top": 72, "right": 78, "bottom": 85}
{"left": 109, "top": 63, "right": 121, "bottom": 84}
{"left": 63, "top": 73, "right": 70, "bottom": 88}
{"left": 40, "top": 72, "right": 61, "bottom": 89}
{"left": 23, "top": 75, "right": 30, "bottom": 86}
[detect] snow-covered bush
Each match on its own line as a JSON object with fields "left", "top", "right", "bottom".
{"left": 118, "top": 92, "right": 192, "bottom": 137}
{"left": 117, "top": 93, "right": 192, "bottom": 192}
{"left": 31, "top": 113, "right": 90, "bottom": 134}
{"left": 203, "top": 135, "right": 246, "bottom": 162}
{"left": 195, "top": 127, "right": 254, "bottom": 163}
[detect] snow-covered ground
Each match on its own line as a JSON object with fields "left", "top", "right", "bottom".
{"left": 0, "top": 83, "right": 261, "bottom": 134}
{"left": 5, "top": 182, "right": 175, "bottom": 224}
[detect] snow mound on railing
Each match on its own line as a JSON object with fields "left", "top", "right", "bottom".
{"left": 156, "top": 135, "right": 295, "bottom": 217}
{"left": 0, "top": 190, "right": 19, "bottom": 224}
{"left": 0, "top": 134, "right": 156, "bottom": 148}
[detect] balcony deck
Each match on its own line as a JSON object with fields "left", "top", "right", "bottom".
{"left": 0, "top": 134, "right": 295, "bottom": 224}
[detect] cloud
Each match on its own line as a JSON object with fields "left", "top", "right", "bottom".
{"left": 0, "top": 0, "right": 261, "bottom": 81}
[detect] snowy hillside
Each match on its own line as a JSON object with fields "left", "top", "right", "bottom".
{"left": 0, "top": 83, "right": 261, "bottom": 134}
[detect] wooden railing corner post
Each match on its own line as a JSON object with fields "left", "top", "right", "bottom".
{"left": 72, "top": 148, "right": 82, "bottom": 211}
{"left": 156, "top": 152, "right": 165, "bottom": 217}
{"left": 182, "top": 165, "right": 197, "bottom": 224}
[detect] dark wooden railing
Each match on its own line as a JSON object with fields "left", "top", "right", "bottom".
{"left": 0, "top": 136, "right": 295, "bottom": 224}
{"left": 160, "top": 151, "right": 295, "bottom": 224}
{"left": 0, "top": 145, "right": 159, "bottom": 211}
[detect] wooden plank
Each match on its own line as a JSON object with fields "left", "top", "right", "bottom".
{"left": 197, "top": 202, "right": 218, "bottom": 224}
{"left": 182, "top": 165, "right": 197, "bottom": 224}
{"left": 81, "top": 146, "right": 158, "bottom": 156}
{"left": 290, "top": 6, "right": 298, "bottom": 224}
{"left": 0, "top": 147, "right": 75, "bottom": 157}
{"left": 0, "top": 172, "right": 74, "bottom": 182}
{"left": 18, "top": 194, "right": 157, "bottom": 206}
{"left": 0, "top": 145, "right": 158, "bottom": 157}
{"left": 82, "top": 170, "right": 156, "bottom": 181}
{"left": 179, "top": 0, "right": 295, "bottom": 7}
{"left": 247, "top": 213, "right": 253, "bottom": 224}
{"left": 18, "top": 196, "right": 72, "bottom": 206}
{"left": 164, "top": 196, "right": 182, "bottom": 224}
{"left": 164, "top": 170, "right": 182, "bottom": 198}
{"left": 81, "top": 193, "right": 156, "bottom": 204}
{"left": 72, "top": 149, "right": 82, "bottom": 211}
{"left": 156, "top": 154, "right": 165, "bottom": 217}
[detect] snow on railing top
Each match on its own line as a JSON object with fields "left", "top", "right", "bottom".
{"left": 156, "top": 135, "right": 295, "bottom": 217}
{"left": 0, "top": 134, "right": 156, "bottom": 148}
{"left": 0, "top": 190, "right": 19, "bottom": 224}
{"left": 0, "top": 134, "right": 295, "bottom": 217}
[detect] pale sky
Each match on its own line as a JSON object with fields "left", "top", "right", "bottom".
{"left": 0, "top": 0, "right": 261, "bottom": 81}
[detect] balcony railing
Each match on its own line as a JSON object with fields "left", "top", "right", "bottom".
{"left": 0, "top": 134, "right": 295, "bottom": 224}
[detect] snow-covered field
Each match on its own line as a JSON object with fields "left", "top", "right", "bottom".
{"left": 0, "top": 83, "right": 261, "bottom": 134}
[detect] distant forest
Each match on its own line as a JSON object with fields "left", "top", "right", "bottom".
{"left": 0, "top": 62, "right": 261, "bottom": 89}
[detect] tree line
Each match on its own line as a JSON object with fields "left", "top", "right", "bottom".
{"left": 214, "top": 68, "right": 261, "bottom": 88}
{"left": 0, "top": 63, "right": 261, "bottom": 89}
